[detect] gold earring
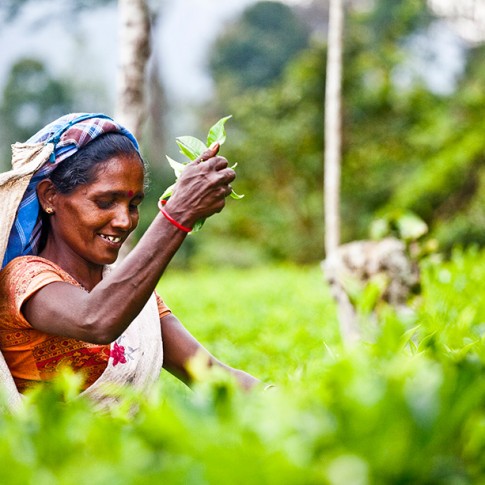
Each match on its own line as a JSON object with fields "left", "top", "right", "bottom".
{"left": 45, "top": 207, "right": 54, "bottom": 214}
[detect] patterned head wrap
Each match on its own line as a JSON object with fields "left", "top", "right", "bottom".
{"left": 2, "top": 113, "right": 139, "bottom": 268}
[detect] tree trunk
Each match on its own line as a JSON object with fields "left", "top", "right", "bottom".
{"left": 324, "top": 0, "right": 343, "bottom": 256}
{"left": 115, "top": 0, "right": 151, "bottom": 139}
{"left": 323, "top": 0, "right": 361, "bottom": 345}
{"left": 115, "top": 0, "right": 151, "bottom": 261}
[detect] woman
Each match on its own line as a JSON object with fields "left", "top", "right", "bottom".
{"left": 0, "top": 113, "right": 258, "bottom": 408}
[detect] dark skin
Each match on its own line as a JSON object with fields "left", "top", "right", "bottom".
{"left": 24, "top": 145, "right": 259, "bottom": 390}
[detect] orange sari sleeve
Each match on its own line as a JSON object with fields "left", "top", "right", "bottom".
{"left": 0, "top": 256, "right": 80, "bottom": 330}
{"left": 155, "top": 291, "right": 171, "bottom": 319}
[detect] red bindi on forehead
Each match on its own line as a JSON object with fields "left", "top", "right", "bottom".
{"left": 127, "top": 190, "right": 134, "bottom": 197}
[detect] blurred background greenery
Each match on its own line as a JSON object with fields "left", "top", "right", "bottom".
{"left": 1, "top": 0, "right": 485, "bottom": 266}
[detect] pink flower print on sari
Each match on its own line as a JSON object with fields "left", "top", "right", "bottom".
{"left": 110, "top": 342, "right": 127, "bottom": 366}
{"left": 109, "top": 336, "right": 138, "bottom": 366}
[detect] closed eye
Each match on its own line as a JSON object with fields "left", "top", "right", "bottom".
{"left": 129, "top": 195, "right": 144, "bottom": 212}
{"left": 96, "top": 199, "right": 115, "bottom": 210}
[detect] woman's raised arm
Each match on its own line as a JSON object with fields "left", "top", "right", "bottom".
{"left": 23, "top": 148, "right": 235, "bottom": 344}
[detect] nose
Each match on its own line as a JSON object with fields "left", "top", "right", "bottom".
{"left": 112, "top": 204, "right": 133, "bottom": 231}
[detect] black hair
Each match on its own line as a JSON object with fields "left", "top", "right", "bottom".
{"left": 49, "top": 132, "right": 148, "bottom": 194}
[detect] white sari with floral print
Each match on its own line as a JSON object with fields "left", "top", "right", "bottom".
{"left": 81, "top": 292, "right": 164, "bottom": 411}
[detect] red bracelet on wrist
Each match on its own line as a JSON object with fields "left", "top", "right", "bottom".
{"left": 158, "top": 200, "right": 192, "bottom": 233}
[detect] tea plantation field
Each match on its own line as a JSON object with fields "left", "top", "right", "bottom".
{"left": 1, "top": 250, "right": 485, "bottom": 484}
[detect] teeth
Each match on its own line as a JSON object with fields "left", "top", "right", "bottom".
{"left": 101, "top": 235, "right": 121, "bottom": 243}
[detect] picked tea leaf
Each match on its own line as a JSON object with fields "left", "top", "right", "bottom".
{"left": 160, "top": 115, "right": 243, "bottom": 233}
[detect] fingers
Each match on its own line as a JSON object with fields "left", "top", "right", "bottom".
{"left": 167, "top": 150, "right": 236, "bottom": 224}
{"left": 197, "top": 142, "right": 220, "bottom": 162}
{"left": 190, "top": 154, "right": 235, "bottom": 185}
{"left": 217, "top": 166, "right": 236, "bottom": 185}
{"left": 204, "top": 154, "right": 234, "bottom": 176}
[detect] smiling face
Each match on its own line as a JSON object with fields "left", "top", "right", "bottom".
{"left": 40, "top": 153, "right": 145, "bottom": 275}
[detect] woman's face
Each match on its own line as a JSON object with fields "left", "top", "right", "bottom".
{"left": 48, "top": 153, "right": 145, "bottom": 268}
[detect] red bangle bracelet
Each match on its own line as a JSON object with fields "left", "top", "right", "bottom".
{"left": 158, "top": 200, "right": 192, "bottom": 233}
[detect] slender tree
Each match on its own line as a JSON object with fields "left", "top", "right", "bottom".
{"left": 324, "top": 0, "right": 343, "bottom": 256}
{"left": 323, "top": 0, "right": 361, "bottom": 344}
{"left": 114, "top": 0, "right": 153, "bottom": 260}
{"left": 115, "top": 0, "right": 151, "bottom": 139}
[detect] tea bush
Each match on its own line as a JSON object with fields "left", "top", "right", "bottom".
{"left": 1, "top": 254, "right": 485, "bottom": 483}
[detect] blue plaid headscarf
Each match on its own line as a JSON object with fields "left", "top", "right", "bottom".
{"left": 2, "top": 113, "right": 139, "bottom": 269}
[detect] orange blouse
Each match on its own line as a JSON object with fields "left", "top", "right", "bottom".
{"left": 0, "top": 256, "right": 170, "bottom": 392}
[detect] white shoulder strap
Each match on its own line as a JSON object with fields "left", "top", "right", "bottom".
{"left": 0, "top": 349, "right": 22, "bottom": 411}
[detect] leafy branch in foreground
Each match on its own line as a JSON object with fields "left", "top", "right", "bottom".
{"left": 160, "top": 115, "right": 243, "bottom": 232}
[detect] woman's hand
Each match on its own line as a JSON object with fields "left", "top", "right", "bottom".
{"left": 164, "top": 143, "right": 236, "bottom": 229}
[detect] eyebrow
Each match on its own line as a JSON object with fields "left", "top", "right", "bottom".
{"left": 93, "top": 190, "right": 145, "bottom": 200}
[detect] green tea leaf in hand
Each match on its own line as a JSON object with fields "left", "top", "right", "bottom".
{"left": 191, "top": 219, "right": 206, "bottom": 233}
{"left": 161, "top": 115, "right": 243, "bottom": 233}
{"left": 160, "top": 182, "right": 175, "bottom": 203}
{"left": 176, "top": 136, "right": 207, "bottom": 161}
{"left": 166, "top": 155, "right": 187, "bottom": 178}
{"left": 207, "top": 115, "right": 232, "bottom": 147}
{"left": 230, "top": 190, "right": 244, "bottom": 200}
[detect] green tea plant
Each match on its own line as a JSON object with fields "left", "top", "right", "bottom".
{"left": 160, "top": 115, "right": 243, "bottom": 232}
{"left": 1, "top": 254, "right": 485, "bottom": 483}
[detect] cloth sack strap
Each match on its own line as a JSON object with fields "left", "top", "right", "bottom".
{"left": 0, "top": 143, "right": 54, "bottom": 266}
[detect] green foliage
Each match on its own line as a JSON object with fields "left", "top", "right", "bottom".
{"left": 339, "top": 1, "right": 485, "bottom": 251}
{"left": 370, "top": 210, "right": 428, "bottom": 242}
{"left": 0, "top": 58, "right": 74, "bottom": 170}
{"left": 363, "top": 0, "right": 431, "bottom": 44}
{"left": 380, "top": 43, "right": 485, "bottom": 251}
{"left": 2, "top": 253, "right": 485, "bottom": 482}
{"left": 200, "top": 45, "right": 326, "bottom": 264}
{"left": 209, "top": 1, "right": 311, "bottom": 92}
{"left": 199, "top": 0, "right": 485, "bottom": 263}
{"left": 201, "top": 0, "right": 443, "bottom": 263}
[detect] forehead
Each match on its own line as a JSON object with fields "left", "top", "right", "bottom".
{"left": 88, "top": 154, "right": 145, "bottom": 189}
